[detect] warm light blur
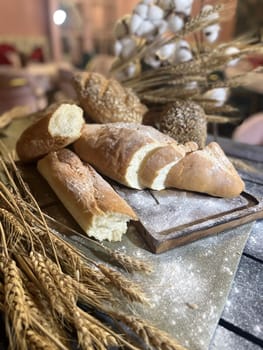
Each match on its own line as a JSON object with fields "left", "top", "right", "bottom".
{"left": 53, "top": 9, "right": 67, "bottom": 26}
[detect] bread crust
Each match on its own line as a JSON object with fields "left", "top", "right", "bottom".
{"left": 73, "top": 123, "right": 175, "bottom": 187}
{"left": 74, "top": 72, "right": 147, "bottom": 124}
{"left": 165, "top": 142, "right": 245, "bottom": 197}
{"left": 139, "top": 142, "right": 198, "bottom": 189}
{"left": 37, "top": 149, "right": 137, "bottom": 238}
{"left": 16, "top": 103, "right": 84, "bottom": 163}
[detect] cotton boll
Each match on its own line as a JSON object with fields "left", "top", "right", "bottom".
{"left": 203, "top": 24, "right": 220, "bottom": 43}
{"left": 148, "top": 5, "right": 164, "bottom": 21}
{"left": 203, "top": 88, "right": 229, "bottom": 107}
{"left": 126, "top": 62, "right": 140, "bottom": 78}
{"left": 175, "top": 40, "right": 192, "bottom": 62}
{"left": 167, "top": 14, "right": 184, "bottom": 32}
{"left": 157, "top": 43, "right": 176, "bottom": 60}
{"left": 113, "top": 40, "right": 123, "bottom": 56}
{"left": 201, "top": 4, "right": 219, "bottom": 21}
{"left": 156, "top": 19, "right": 169, "bottom": 35}
{"left": 130, "top": 13, "right": 144, "bottom": 34}
{"left": 135, "top": 4, "right": 149, "bottom": 19}
{"left": 225, "top": 47, "right": 241, "bottom": 67}
{"left": 120, "top": 37, "right": 137, "bottom": 58}
{"left": 141, "top": 0, "right": 154, "bottom": 5}
{"left": 136, "top": 20, "right": 155, "bottom": 37}
{"left": 157, "top": 0, "right": 173, "bottom": 11}
{"left": 174, "top": 0, "right": 193, "bottom": 15}
{"left": 114, "top": 15, "right": 131, "bottom": 39}
{"left": 144, "top": 53, "right": 161, "bottom": 68}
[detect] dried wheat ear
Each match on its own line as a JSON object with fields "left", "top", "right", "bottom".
{"left": 0, "top": 144, "right": 188, "bottom": 350}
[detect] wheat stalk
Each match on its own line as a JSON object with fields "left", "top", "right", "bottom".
{"left": 2, "top": 257, "right": 29, "bottom": 348}
{"left": 98, "top": 264, "right": 149, "bottom": 304}
{"left": 113, "top": 313, "right": 188, "bottom": 350}
{"left": 25, "top": 329, "right": 61, "bottom": 350}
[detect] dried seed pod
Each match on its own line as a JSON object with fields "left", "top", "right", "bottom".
{"left": 159, "top": 100, "right": 207, "bottom": 148}
{"left": 75, "top": 72, "right": 148, "bottom": 124}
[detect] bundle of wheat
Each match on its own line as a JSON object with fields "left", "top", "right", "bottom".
{"left": 0, "top": 142, "right": 187, "bottom": 350}
{"left": 110, "top": 0, "right": 263, "bottom": 143}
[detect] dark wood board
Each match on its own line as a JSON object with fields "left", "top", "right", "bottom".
{"left": 113, "top": 184, "right": 263, "bottom": 253}
{"left": 17, "top": 163, "right": 263, "bottom": 254}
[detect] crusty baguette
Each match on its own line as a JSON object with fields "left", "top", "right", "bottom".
{"left": 73, "top": 122, "right": 175, "bottom": 189}
{"left": 165, "top": 142, "right": 245, "bottom": 197}
{"left": 139, "top": 141, "right": 198, "bottom": 190}
{"left": 37, "top": 149, "right": 138, "bottom": 242}
{"left": 16, "top": 103, "right": 84, "bottom": 163}
{"left": 74, "top": 72, "right": 147, "bottom": 124}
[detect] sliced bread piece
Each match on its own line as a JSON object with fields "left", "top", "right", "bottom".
{"left": 165, "top": 142, "right": 245, "bottom": 197}
{"left": 73, "top": 122, "right": 175, "bottom": 189}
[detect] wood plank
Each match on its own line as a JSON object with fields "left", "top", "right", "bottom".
{"left": 220, "top": 255, "right": 263, "bottom": 340}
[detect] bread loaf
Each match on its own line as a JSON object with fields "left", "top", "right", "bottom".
{"left": 16, "top": 103, "right": 84, "bottom": 163}
{"left": 37, "top": 149, "right": 138, "bottom": 242}
{"left": 73, "top": 122, "right": 175, "bottom": 189}
{"left": 165, "top": 142, "right": 245, "bottom": 197}
{"left": 139, "top": 141, "right": 198, "bottom": 190}
{"left": 74, "top": 72, "right": 148, "bottom": 124}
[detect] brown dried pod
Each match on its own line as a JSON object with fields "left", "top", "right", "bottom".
{"left": 159, "top": 100, "right": 207, "bottom": 148}
{"left": 74, "top": 72, "right": 148, "bottom": 124}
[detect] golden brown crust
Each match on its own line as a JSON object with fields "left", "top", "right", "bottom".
{"left": 139, "top": 144, "right": 184, "bottom": 188}
{"left": 16, "top": 114, "right": 64, "bottom": 163}
{"left": 165, "top": 142, "right": 245, "bottom": 197}
{"left": 37, "top": 149, "right": 137, "bottom": 229}
{"left": 74, "top": 72, "right": 148, "bottom": 124}
{"left": 16, "top": 103, "right": 84, "bottom": 163}
{"left": 73, "top": 123, "right": 175, "bottom": 187}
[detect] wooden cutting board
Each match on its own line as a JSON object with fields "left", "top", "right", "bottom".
{"left": 18, "top": 162, "right": 263, "bottom": 254}
{"left": 113, "top": 183, "right": 263, "bottom": 253}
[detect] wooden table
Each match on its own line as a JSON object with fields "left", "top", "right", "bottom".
{"left": 208, "top": 136, "right": 263, "bottom": 350}
{"left": 0, "top": 122, "right": 262, "bottom": 349}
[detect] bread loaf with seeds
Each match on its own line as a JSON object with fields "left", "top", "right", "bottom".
{"left": 74, "top": 72, "right": 147, "bottom": 124}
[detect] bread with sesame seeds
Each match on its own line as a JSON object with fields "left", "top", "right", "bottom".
{"left": 16, "top": 103, "right": 85, "bottom": 163}
{"left": 74, "top": 72, "right": 148, "bottom": 124}
{"left": 165, "top": 142, "right": 245, "bottom": 198}
{"left": 37, "top": 149, "right": 138, "bottom": 242}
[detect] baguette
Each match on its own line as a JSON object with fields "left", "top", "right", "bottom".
{"left": 73, "top": 122, "right": 175, "bottom": 189}
{"left": 165, "top": 142, "right": 245, "bottom": 197}
{"left": 16, "top": 103, "right": 84, "bottom": 163}
{"left": 139, "top": 141, "right": 198, "bottom": 190}
{"left": 37, "top": 149, "right": 138, "bottom": 242}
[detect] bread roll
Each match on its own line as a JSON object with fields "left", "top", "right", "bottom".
{"left": 165, "top": 142, "right": 245, "bottom": 197}
{"left": 74, "top": 72, "right": 147, "bottom": 124}
{"left": 73, "top": 122, "right": 175, "bottom": 189}
{"left": 16, "top": 103, "right": 84, "bottom": 163}
{"left": 37, "top": 149, "right": 138, "bottom": 242}
{"left": 139, "top": 141, "right": 198, "bottom": 190}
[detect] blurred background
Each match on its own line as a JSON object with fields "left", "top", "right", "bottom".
{"left": 0, "top": 0, "right": 262, "bottom": 144}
